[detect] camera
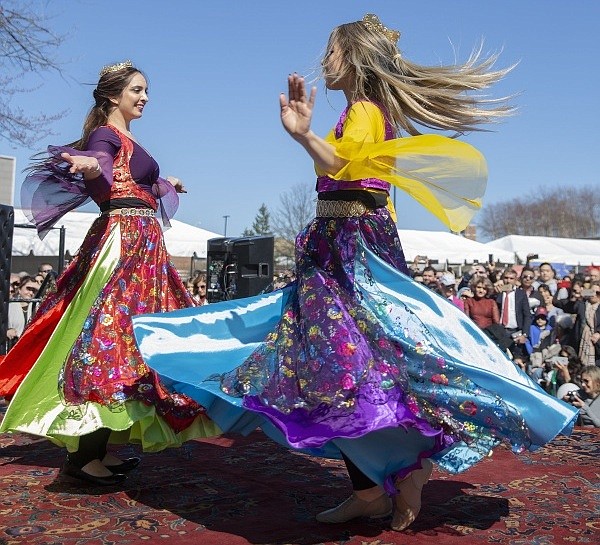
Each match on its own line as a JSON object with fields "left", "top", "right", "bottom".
{"left": 550, "top": 356, "right": 569, "bottom": 368}
{"left": 581, "top": 288, "right": 597, "bottom": 298}
{"left": 529, "top": 254, "right": 539, "bottom": 260}
{"left": 566, "top": 391, "right": 579, "bottom": 402}
{"left": 510, "top": 330, "right": 523, "bottom": 340}
{"left": 499, "top": 283, "right": 513, "bottom": 292}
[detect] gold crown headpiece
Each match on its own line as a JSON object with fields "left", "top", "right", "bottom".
{"left": 362, "top": 14, "right": 400, "bottom": 44}
{"left": 99, "top": 60, "right": 133, "bottom": 78}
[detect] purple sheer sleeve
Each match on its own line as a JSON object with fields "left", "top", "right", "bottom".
{"left": 150, "top": 177, "right": 179, "bottom": 229}
{"left": 20, "top": 146, "right": 114, "bottom": 238}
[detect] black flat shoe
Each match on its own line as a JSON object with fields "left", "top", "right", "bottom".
{"left": 60, "top": 460, "right": 127, "bottom": 486}
{"left": 104, "top": 456, "right": 141, "bottom": 473}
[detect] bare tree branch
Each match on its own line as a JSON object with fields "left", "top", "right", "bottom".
{"left": 477, "top": 185, "right": 600, "bottom": 239}
{"left": 272, "top": 182, "right": 315, "bottom": 263}
{"left": 272, "top": 182, "right": 315, "bottom": 240}
{"left": 0, "top": 1, "right": 67, "bottom": 147}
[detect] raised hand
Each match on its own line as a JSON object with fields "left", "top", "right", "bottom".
{"left": 280, "top": 73, "right": 317, "bottom": 140}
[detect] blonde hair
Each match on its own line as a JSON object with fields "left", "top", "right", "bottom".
{"left": 582, "top": 365, "right": 600, "bottom": 393}
{"left": 326, "top": 20, "right": 515, "bottom": 135}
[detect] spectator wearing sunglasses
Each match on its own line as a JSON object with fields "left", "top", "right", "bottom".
{"left": 496, "top": 269, "right": 531, "bottom": 368}
{"left": 6, "top": 276, "right": 40, "bottom": 349}
{"left": 191, "top": 274, "right": 209, "bottom": 306}
{"left": 37, "top": 263, "right": 54, "bottom": 277}
{"left": 518, "top": 267, "right": 543, "bottom": 311}
{"left": 8, "top": 273, "right": 20, "bottom": 299}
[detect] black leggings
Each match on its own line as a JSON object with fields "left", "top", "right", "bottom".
{"left": 67, "top": 428, "right": 111, "bottom": 468}
{"left": 342, "top": 453, "right": 378, "bottom": 491}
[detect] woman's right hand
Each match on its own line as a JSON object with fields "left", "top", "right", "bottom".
{"left": 554, "top": 361, "right": 571, "bottom": 382}
{"left": 280, "top": 73, "right": 316, "bottom": 140}
{"left": 563, "top": 392, "right": 584, "bottom": 408}
{"left": 60, "top": 153, "right": 101, "bottom": 179}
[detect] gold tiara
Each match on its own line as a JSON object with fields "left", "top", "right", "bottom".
{"left": 362, "top": 14, "right": 400, "bottom": 44}
{"left": 99, "top": 60, "right": 133, "bottom": 77}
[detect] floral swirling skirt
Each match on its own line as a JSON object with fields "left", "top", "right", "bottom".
{"left": 0, "top": 214, "right": 220, "bottom": 451}
{"left": 133, "top": 208, "right": 577, "bottom": 480}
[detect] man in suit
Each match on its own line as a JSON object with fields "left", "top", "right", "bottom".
{"left": 497, "top": 268, "right": 532, "bottom": 368}
{"left": 518, "top": 267, "right": 543, "bottom": 311}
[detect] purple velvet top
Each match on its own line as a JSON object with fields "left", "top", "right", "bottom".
{"left": 87, "top": 127, "right": 159, "bottom": 186}
{"left": 21, "top": 126, "right": 178, "bottom": 238}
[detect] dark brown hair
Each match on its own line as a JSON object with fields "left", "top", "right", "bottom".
{"left": 70, "top": 66, "right": 144, "bottom": 150}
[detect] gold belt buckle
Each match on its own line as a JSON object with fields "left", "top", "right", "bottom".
{"left": 316, "top": 200, "right": 368, "bottom": 217}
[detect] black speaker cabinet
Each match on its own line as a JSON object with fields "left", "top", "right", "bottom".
{"left": 207, "top": 235, "right": 274, "bottom": 302}
{"left": 0, "top": 205, "right": 14, "bottom": 355}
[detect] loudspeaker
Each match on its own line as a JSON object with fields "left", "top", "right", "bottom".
{"left": 233, "top": 235, "right": 274, "bottom": 299}
{"left": 206, "top": 238, "right": 236, "bottom": 303}
{"left": 206, "top": 235, "right": 274, "bottom": 302}
{"left": 0, "top": 205, "right": 14, "bottom": 355}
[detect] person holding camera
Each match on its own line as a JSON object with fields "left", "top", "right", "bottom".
{"left": 553, "top": 346, "right": 584, "bottom": 393}
{"left": 562, "top": 365, "right": 600, "bottom": 428}
{"left": 457, "top": 263, "right": 489, "bottom": 291}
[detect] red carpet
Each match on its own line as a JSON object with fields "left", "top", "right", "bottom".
{"left": 0, "top": 406, "right": 598, "bottom": 544}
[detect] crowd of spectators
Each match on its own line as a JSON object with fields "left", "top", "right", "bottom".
{"left": 4, "top": 263, "right": 57, "bottom": 352}
{"left": 409, "top": 256, "right": 600, "bottom": 427}
{"left": 5, "top": 259, "right": 599, "bottom": 427}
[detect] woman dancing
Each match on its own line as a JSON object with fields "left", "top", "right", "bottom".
{"left": 0, "top": 61, "right": 219, "bottom": 486}
{"left": 132, "top": 15, "right": 577, "bottom": 530}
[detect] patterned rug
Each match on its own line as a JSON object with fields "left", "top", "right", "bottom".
{"left": 0, "top": 406, "right": 598, "bottom": 545}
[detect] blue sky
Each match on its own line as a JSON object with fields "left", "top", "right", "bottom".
{"left": 3, "top": 0, "right": 598, "bottom": 239}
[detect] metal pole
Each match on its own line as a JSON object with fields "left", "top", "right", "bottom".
{"left": 58, "top": 226, "right": 66, "bottom": 274}
{"left": 223, "top": 215, "right": 230, "bottom": 237}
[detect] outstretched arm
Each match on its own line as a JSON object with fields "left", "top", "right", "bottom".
{"left": 167, "top": 176, "right": 187, "bottom": 194}
{"left": 280, "top": 73, "right": 346, "bottom": 175}
{"left": 60, "top": 153, "right": 102, "bottom": 180}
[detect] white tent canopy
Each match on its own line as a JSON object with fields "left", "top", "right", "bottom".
{"left": 11, "top": 209, "right": 221, "bottom": 258}
{"left": 485, "top": 235, "right": 600, "bottom": 266}
{"left": 397, "top": 229, "right": 515, "bottom": 264}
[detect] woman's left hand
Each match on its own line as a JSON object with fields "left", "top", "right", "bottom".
{"left": 280, "top": 73, "right": 316, "bottom": 140}
{"left": 167, "top": 176, "right": 187, "bottom": 193}
{"left": 565, "top": 392, "right": 584, "bottom": 408}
